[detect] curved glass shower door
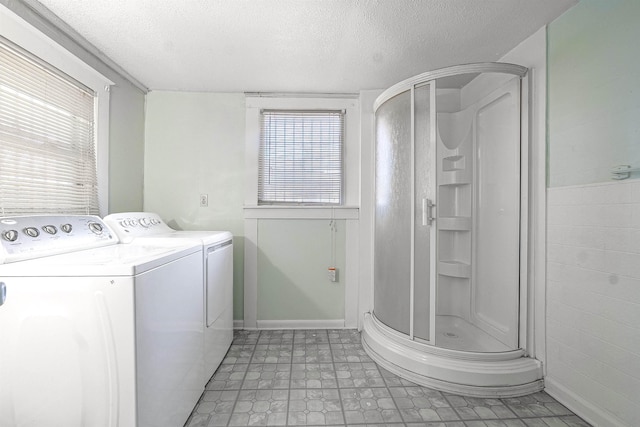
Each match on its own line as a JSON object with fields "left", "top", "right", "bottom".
{"left": 374, "top": 90, "right": 412, "bottom": 336}
{"left": 373, "top": 64, "right": 526, "bottom": 353}
{"left": 374, "top": 84, "right": 436, "bottom": 342}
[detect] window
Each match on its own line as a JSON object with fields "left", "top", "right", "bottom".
{"left": 0, "top": 37, "right": 99, "bottom": 215}
{"left": 258, "top": 109, "right": 344, "bottom": 205}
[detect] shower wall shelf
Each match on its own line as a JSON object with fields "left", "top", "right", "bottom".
{"left": 442, "top": 155, "right": 466, "bottom": 171}
{"left": 439, "top": 171, "right": 471, "bottom": 186}
{"left": 438, "top": 216, "right": 471, "bottom": 231}
{"left": 438, "top": 260, "right": 471, "bottom": 278}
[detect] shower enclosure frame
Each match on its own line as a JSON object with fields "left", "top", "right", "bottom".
{"left": 362, "top": 62, "right": 543, "bottom": 397}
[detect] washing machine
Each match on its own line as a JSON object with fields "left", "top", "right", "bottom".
{"left": 0, "top": 215, "right": 204, "bottom": 427}
{"left": 104, "top": 212, "right": 233, "bottom": 382}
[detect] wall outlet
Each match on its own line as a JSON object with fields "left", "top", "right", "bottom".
{"left": 327, "top": 267, "right": 337, "bottom": 282}
{"left": 200, "top": 194, "right": 208, "bottom": 207}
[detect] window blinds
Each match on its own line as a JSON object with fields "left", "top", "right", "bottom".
{"left": 0, "top": 37, "right": 98, "bottom": 216}
{"left": 258, "top": 110, "right": 344, "bottom": 205}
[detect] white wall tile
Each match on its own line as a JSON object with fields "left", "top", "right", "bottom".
{"left": 547, "top": 181, "right": 640, "bottom": 427}
{"left": 604, "top": 228, "right": 640, "bottom": 254}
{"left": 547, "top": 339, "right": 637, "bottom": 426}
{"left": 605, "top": 251, "right": 640, "bottom": 280}
{"left": 548, "top": 261, "right": 640, "bottom": 303}
{"left": 547, "top": 320, "right": 640, "bottom": 379}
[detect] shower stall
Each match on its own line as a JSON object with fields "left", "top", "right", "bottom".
{"left": 362, "top": 63, "right": 543, "bottom": 397}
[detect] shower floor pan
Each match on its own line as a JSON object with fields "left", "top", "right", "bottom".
{"left": 362, "top": 312, "right": 543, "bottom": 397}
{"left": 436, "top": 315, "right": 511, "bottom": 352}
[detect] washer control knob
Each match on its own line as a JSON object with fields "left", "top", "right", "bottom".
{"left": 23, "top": 227, "right": 40, "bottom": 238}
{"left": 139, "top": 217, "right": 151, "bottom": 227}
{"left": 42, "top": 225, "right": 58, "bottom": 235}
{"left": 2, "top": 230, "right": 18, "bottom": 242}
{"left": 88, "top": 222, "right": 103, "bottom": 234}
{"left": 61, "top": 224, "right": 73, "bottom": 233}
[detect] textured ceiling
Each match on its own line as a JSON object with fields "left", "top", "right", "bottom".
{"left": 33, "top": 0, "right": 577, "bottom": 93}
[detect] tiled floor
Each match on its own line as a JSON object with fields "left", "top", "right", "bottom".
{"left": 185, "top": 329, "right": 591, "bottom": 427}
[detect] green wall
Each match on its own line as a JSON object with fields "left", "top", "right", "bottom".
{"left": 144, "top": 92, "right": 246, "bottom": 320}
{"left": 144, "top": 92, "right": 355, "bottom": 324}
{"left": 548, "top": 0, "right": 640, "bottom": 187}
{"left": 257, "top": 219, "right": 346, "bottom": 321}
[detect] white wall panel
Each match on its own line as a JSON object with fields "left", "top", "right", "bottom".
{"left": 546, "top": 181, "right": 640, "bottom": 427}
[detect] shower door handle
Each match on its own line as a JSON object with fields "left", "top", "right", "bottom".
{"left": 422, "top": 198, "right": 436, "bottom": 226}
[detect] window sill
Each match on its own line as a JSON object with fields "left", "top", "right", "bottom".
{"left": 243, "top": 205, "right": 359, "bottom": 220}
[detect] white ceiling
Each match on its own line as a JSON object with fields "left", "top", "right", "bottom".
{"left": 33, "top": 0, "right": 577, "bottom": 93}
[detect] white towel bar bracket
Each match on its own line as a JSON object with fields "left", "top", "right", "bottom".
{"left": 611, "top": 165, "right": 640, "bottom": 180}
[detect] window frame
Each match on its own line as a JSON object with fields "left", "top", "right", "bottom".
{"left": 258, "top": 108, "right": 346, "bottom": 206}
{"left": 245, "top": 95, "right": 360, "bottom": 211}
{"left": 1, "top": 4, "right": 112, "bottom": 216}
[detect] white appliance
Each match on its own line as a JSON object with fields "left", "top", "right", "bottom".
{"left": 104, "top": 212, "right": 233, "bottom": 382}
{"left": 0, "top": 215, "right": 204, "bottom": 427}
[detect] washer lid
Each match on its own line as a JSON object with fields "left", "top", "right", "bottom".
{"left": 103, "top": 212, "right": 233, "bottom": 245}
{"left": 0, "top": 240, "right": 200, "bottom": 277}
{"left": 103, "top": 212, "right": 173, "bottom": 242}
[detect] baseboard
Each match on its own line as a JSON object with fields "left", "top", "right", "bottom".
{"left": 544, "top": 377, "right": 628, "bottom": 427}
{"left": 233, "top": 319, "right": 244, "bottom": 329}
{"left": 256, "top": 319, "right": 346, "bottom": 330}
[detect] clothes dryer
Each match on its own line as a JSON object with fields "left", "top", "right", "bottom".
{"left": 104, "top": 212, "right": 233, "bottom": 382}
{"left": 0, "top": 215, "right": 204, "bottom": 427}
